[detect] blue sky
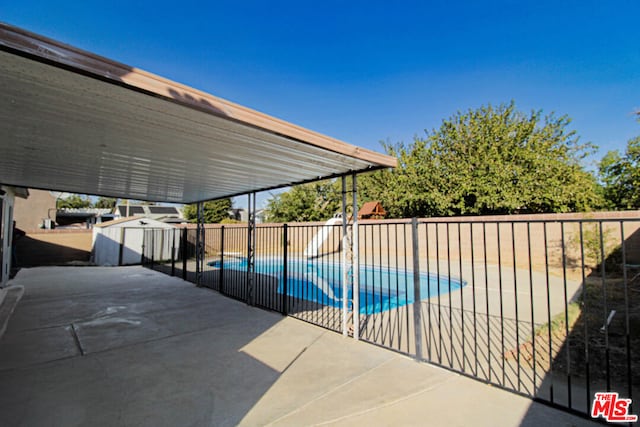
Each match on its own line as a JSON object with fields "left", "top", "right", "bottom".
{"left": 4, "top": 1, "right": 639, "bottom": 208}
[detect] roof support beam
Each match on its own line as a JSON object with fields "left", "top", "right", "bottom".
{"left": 341, "top": 177, "right": 350, "bottom": 337}
{"left": 246, "top": 193, "right": 256, "bottom": 306}
{"left": 352, "top": 173, "right": 359, "bottom": 341}
{"left": 195, "top": 202, "right": 204, "bottom": 286}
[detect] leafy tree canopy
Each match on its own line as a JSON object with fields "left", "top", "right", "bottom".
{"left": 265, "top": 181, "right": 341, "bottom": 223}
{"left": 56, "top": 194, "right": 92, "bottom": 209}
{"left": 183, "top": 198, "right": 233, "bottom": 223}
{"left": 599, "top": 133, "right": 640, "bottom": 210}
{"left": 360, "top": 101, "right": 603, "bottom": 217}
{"left": 265, "top": 102, "right": 603, "bottom": 220}
{"left": 94, "top": 197, "right": 117, "bottom": 209}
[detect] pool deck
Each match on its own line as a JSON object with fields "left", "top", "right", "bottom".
{"left": 0, "top": 266, "right": 598, "bottom": 426}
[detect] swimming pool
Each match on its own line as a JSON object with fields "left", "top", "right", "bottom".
{"left": 208, "top": 256, "right": 466, "bottom": 314}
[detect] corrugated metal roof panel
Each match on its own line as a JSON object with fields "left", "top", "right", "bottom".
{"left": 0, "top": 24, "right": 396, "bottom": 203}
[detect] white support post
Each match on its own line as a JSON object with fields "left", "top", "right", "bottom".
{"left": 196, "top": 201, "right": 204, "bottom": 286}
{"left": 341, "top": 176, "right": 349, "bottom": 337}
{"left": 352, "top": 173, "right": 359, "bottom": 340}
{"left": 247, "top": 192, "right": 256, "bottom": 305}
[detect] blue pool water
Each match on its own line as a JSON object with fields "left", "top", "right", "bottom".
{"left": 208, "top": 257, "right": 466, "bottom": 314}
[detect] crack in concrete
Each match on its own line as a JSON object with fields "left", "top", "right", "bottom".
{"left": 311, "top": 372, "right": 460, "bottom": 426}
{"left": 280, "top": 331, "right": 327, "bottom": 375}
{"left": 69, "top": 323, "right": 85, "bottom": 356}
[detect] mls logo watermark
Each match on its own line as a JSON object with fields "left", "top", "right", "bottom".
{"left": 591, "top": 392, "right": 638, "bottom": 423}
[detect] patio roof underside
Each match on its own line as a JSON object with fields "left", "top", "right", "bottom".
{"left": 0, "top": 24, "right": 396, "bottom": 204}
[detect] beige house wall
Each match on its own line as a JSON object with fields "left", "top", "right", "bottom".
{"left": 13, "top": 189, "right": 56, "bottom": 231}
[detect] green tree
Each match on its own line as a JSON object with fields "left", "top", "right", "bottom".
{"left": 183, "top": 198, "right": 232, "bottom": 223}
{"left": 57, "top": 194, "right": 92, "bottom": 209}
{"left": 362, "top": 102, "right": 603, "bottom": 217}
{"left": 266, "top": 181, "right": 341, "bottom": 222}
{"left": 94, "top": 197, "right": 117, "bottom": 209}
{"left": 599, "top": 136, "right": 640, "bottom": 210}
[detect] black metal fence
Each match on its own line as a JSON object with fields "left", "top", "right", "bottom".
{"left": 142, "top": 217, "right": 640, "bottom": 418}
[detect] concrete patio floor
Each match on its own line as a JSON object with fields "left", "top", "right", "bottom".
{"left": 0, "top": 266, "right": 598, "bottom": 426}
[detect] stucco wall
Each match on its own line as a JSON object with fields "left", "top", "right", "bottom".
{"left": 13, "top": 189, "right": 56, "bottom": 231}
{"left": 14, "top": 230, "right": 92, "bottom": 267}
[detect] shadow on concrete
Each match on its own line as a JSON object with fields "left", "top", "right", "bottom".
{"left": 0, "top": 266, "right": 288, "bottom": 426}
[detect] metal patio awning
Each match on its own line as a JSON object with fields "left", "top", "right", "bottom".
{"left": 0, "top": 23, "right": 396, "bottom": 204}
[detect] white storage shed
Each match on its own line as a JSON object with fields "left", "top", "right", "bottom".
{"left": 92, "top": 217, "right": 178, "bottom": 266}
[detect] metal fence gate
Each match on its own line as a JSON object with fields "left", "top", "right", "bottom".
{"left": 142, "top": 217, "right": 640, "bottom": 419}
